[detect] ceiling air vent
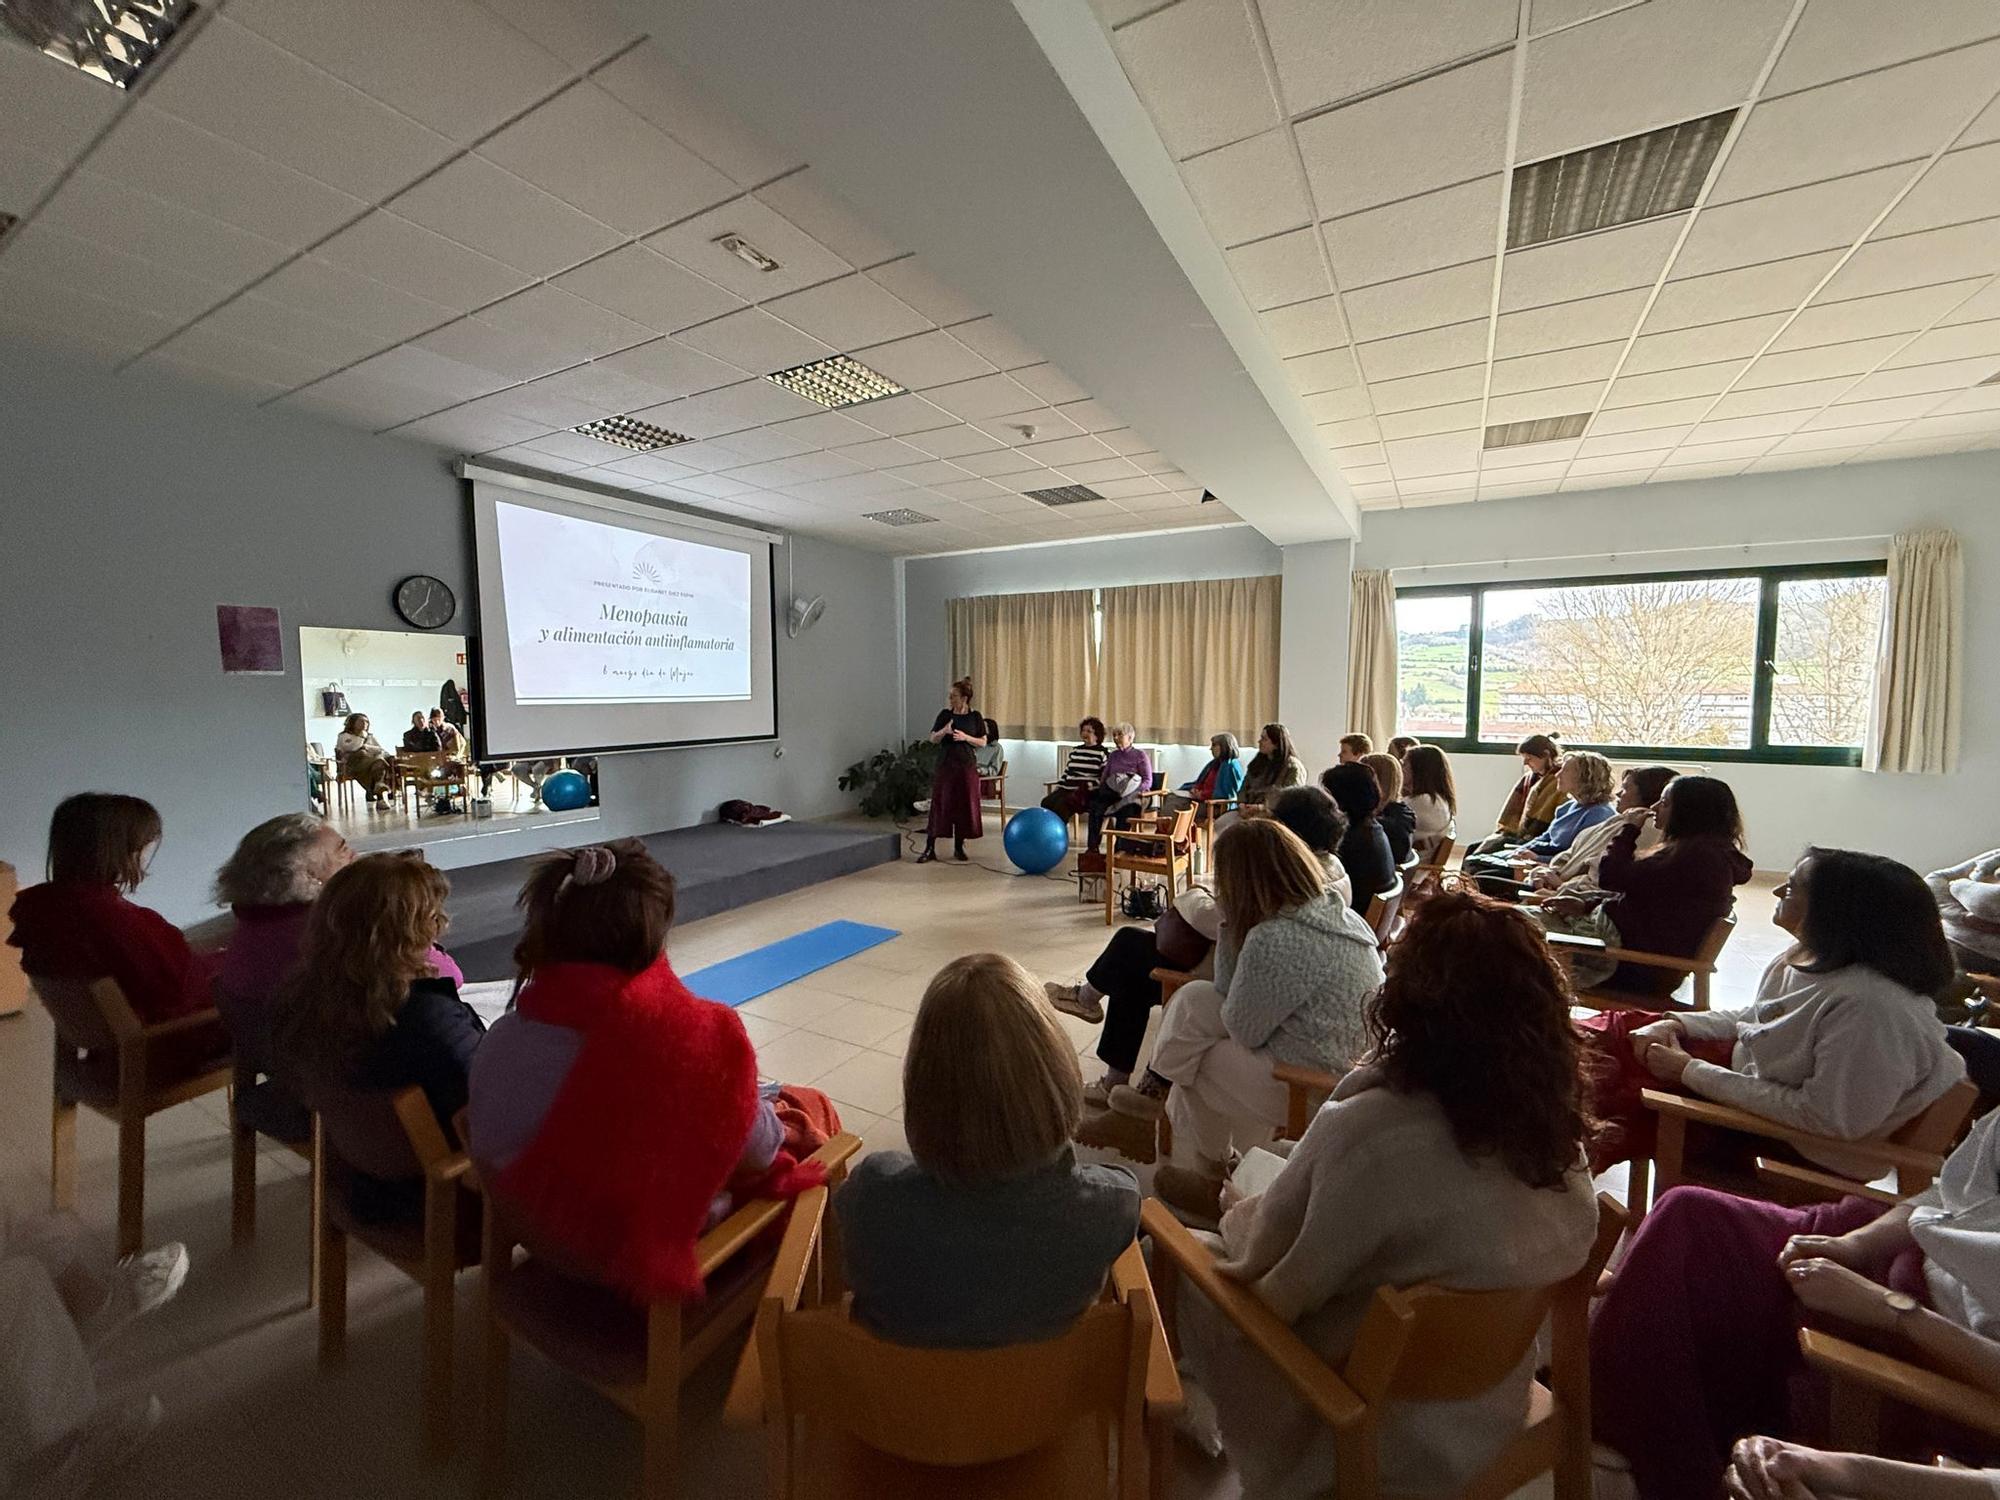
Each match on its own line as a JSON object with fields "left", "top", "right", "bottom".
{"left": 3, "top": 0, "right": 196, "bottom": 88}
{"left": 765, "top": 353, "right": 905, "bottom": 409}
{"left": 572, "top": 414, "right": 693, "bottom": 451}
{"left": 1023, "top": 484, "right": 1103, "bottom": 507}
{"left": 1508, "top": 110, "right": 1734, "bottom": 250}
{"left": 1485, "top": 413, "right": 1591, "bottom": 449}
{"left": 863, "top": 508, "right": 937, "bottom": 527}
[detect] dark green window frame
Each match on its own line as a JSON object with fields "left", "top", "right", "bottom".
{"left": 1394, "top": 559, "right": 1888, "bottom": 768}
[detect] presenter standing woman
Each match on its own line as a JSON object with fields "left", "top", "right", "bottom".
{"left": 919, "top": 678, "right": 988, "bottom": 864}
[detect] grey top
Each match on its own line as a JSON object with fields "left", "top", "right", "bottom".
{"left": 835, "top": 1145, "right": 1140, "bottom": 1348}
{"left": 1213, "top": 892, "right": 1386, "bottom": 1073}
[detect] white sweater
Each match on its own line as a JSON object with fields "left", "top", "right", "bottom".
{"left": 1407, "top": 793, "right": 1454, "bottom": 856}
{"left": 1913, "top": 1107, "right": 2000, "bottom": 1338}
{"left": 1928, "top": 850, "right": 2000, "bottom": 965}
{"left": 1181, "top": 1067, "right": 1599, "bottom": 1499}
{"left": 1677, "top": 951, "right": 1964, "bottom": 1171}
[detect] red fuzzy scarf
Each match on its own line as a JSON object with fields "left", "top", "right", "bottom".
{"left": 496, "top": 957, "right": 821, "bottom": 1302}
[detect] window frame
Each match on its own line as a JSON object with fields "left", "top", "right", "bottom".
{"left": 1394, "top": 559, "right": 1888, "bottom": 768}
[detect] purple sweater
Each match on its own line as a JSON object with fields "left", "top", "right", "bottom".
{"left": 1101, "top": 746, "right": 1153, "bottom": 798}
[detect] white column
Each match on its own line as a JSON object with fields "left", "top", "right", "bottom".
{"left": 1278, "top": 539, "right": 1353, "bottom": 774}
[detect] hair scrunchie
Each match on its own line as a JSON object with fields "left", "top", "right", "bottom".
{"left": 565, "top": 844, "right": 617, "bottom": 891}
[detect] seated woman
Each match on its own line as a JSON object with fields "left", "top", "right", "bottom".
{"left": 1402, "top": 743, "right": 1457, "bottom": 858}
{"left": 1524, "top": 764, "right": 1675, "bottom": 897}
{"left": 9, "top": 793, "right": 228, "bottom": 1066}
{"left": 1174, "top": 891, "right": 1598, "bottom": 1498}
{"left": 1724, "top": 1437, "right": 2000, "bottom": 1500}
{"left": 1593, "top": 1103, "right": 2000, "bottom": 1499}
{"left": 1588, "top": 847, "right": 1964, "bottom": 1175}
{"left": 1359, "top": 752, "right": 1416, "bottom": 865}
{"left": 1464, "top": 749, "right": 1617, "bottom": 894}
{"left": 1928, "top": 847, "right": 2000, "bottom": 977}
{"left": 333, "top": 713, "right": 396, "bottom": 805}
{"left": 1079, "top": 819, "right": 1385, "bottom": 1217}
{"left": 1047, "top": 786, "right": 1353, "bottom": 1102}
{"left": 1083, "top": 722, "right": 1153, "bottom": 857}
{"left": 1462, "top": 733, "right": 1565, "bottom": 859}
{"left": 1238, "top": 723, "right": 1307, "bottom": 809}
{"left": 1533, "top": 773, "right": 1751, "bottom": 995}
{"left": 1320, "top": 761, "right": 1396, "bottom": 914}
{"left": 1386, "top": 734, "right": 1420, "bottom": 761}
{"left": 468, "top": 842, "right": 833, "bottom": 1301}
{"left": 1038, "top": 716, "right": 1109, "bottom": 822}
{"left": 270, "top": 851, "right": 483, "bottom": 1222}
{"left": 1162, "top": 732, "right": 1244, "bottom": 816}
{"left": 837, "top": 953, "right": 1138, "bottom": 1348}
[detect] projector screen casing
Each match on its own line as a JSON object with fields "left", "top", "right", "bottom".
{"left": 467, "top": 473, "right": 779, "bottom": 760}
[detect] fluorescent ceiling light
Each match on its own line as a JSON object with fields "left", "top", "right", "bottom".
{"left": 863, "top": 508, "right": 937, "bottom": 526}
{"left": 1022, "top": 484, "right": 1103, "bottom": 506}
{"left": 573, "top": 414, "right": 693, "bottom": 451}
{"left": 1508, "top": 110, "right": 1734, "bottom": 250}
{"left": 9, "top": 0, "right": 195, "bottom": 88}
{"left": 765, "top": 354, "right": 905, "bottom": 409}
{"left": 1484, "top": 412, "right": 1591, "bottom": 449}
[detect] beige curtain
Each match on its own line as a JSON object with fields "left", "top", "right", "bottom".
{"left": 945, "top": 588, "right": 1096, "bottom": 739}
{"left": 1867, "top": 529, "right": 1962, "bottom": 774}
{"left": 1097, "top": 576, "right": 1280, "bottom": 744}
{"left": 1346, "top": 569, "right": 1398, "bottom": 747}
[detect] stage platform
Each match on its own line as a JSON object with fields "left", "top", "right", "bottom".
{"left": 445, "top": 819, "right": 901, "bottom": 981}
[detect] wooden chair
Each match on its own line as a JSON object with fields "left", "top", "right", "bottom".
{"left": 1192, "top": 795, "right": 1238, "bottom": 875}
{"left": 1802, "top": 1326, "right": 2000, "bottom": 1457}
{"left": 481, "top": 1133, "right": 863, "bottom": 1498}
{"left": 215, "top": 980, "right": 318, "bottom": 1301}
{"left": 399, "top": 750, "right": 467, "bottom": 814}
{"left": 1042, "top": 743, "right": 1087, "bottom": 845}
{"left": 1103, "top": 801, "right": 1199, "bottom": 927}
{"left": 36, "top": 975, "right": 233, "bottom": 1258}
{"left": 1408, "top": 836, "right": 1455, "bottom": 896}
{"left": 1361, "top": 875, "right": 1405, "bottom": 950}
{"left": 1546, "top": 912, "right": 1737, "bottom": 1012}
{"left": 978, "top": 756, "right": 1009, "bottom": 826}
{"left": 1627, "top": 1078, "right": 1978, "bottom": 1220}
{"left": 1143, "top": 1193, "right": 1627, "bottom": 1500}
{"left": 0, "top": 862, "right": 25, "bottom": 1020}
{"left": 313, "top": 1084, "right": 481, "bottom": 1456}
{"left": 1273, "top": 1063, "right": 1342, "bottom": 1142}
{"left": 726, "top": 1187, "right": 1179, "bottom": 1499}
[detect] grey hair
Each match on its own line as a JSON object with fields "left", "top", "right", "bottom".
{"left": 214, "top": 813, "right": 331, "bottom": 907}
{"left": 1113, "top": 721, "right": 1137, "bottom": 740}
{"left": 1210, "top": 732, "right": 1240, "bottom": 759}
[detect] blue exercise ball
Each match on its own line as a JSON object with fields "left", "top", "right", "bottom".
{"left": 1003, "top": 807, "right": 1068, "bottom": 875}
{"left": 541, "top": 769, "right": 591, "bottom": 811}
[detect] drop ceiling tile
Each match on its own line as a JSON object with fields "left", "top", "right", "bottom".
{"left": 948, "top": 316, "right": 1043, "bottom": 372}
{"left": 880, "top": 459, "right": 971, "bottom": 488}
{"left": 1647, "top": 251, "right": 1842, "bottom": 333}
{"left": 415, "top": 315, "right": 576, "bottom": 381}
{"left": 1010, "top": 364, "right": 1091, "bottom": 406}
{"left": 1296, "top": 54, "right": 1513, "bottom": 220}
{"left": 594, "top": 451, "right": 705, "bottom": 485}
{"left": 0, "top": 141, "right": 64, "bottom": 207}
{"left": 1481, "top": 440, "right": 1582, "bottom": 470}
{"left": 1304, "top": 386, "right": 1376, "bottom": 422}
{"left": 1021, "top": 435, "right": 1116, "bottom": 469}
{"left": 589, "top": 337, "right": 745, "bottom": 400}
{"left": 671, "top": 471, "right": 762, "bottom": 499}
{"left": 763, "top": 412, "right": 879, "bottom": 450}
{"left": 394, "top": 405, "right": 552, "bottom": 451}
{"left": 35, "top": 173, "right": 296, "bottom": 291}
{"left": 1397, "top": 473, "right": 1479, "bottom": 499}
{"left": 1774, "top": 280, "right": 1985, "bottom": 353}
{"left": 549, "top": 244, "right": 743, "bottom": 333}
{"left": 1482, "top": 384, "right": 1606, "bottom": 425}
{"left": 646, "top": 197, "right": 851, "bottom": 301}
{"left": 851, "top": 330, "right": 994, "bottom": 391}
{"left": 506, "top": 429, "right": 619, "bottom": 465}
{"left": 1226, "top": 228, "right": 1331, "bottom": 310}
{"left": 0, "top": 30, "right": 122, "bottom": 158}
{"left": 1735, "top": 334, "right": 1907, "bottom": 387}
{"left": 231, "top": 0, "right": 573, "bottom": 143}
{"left": 1569, "top": 449, "right": 1671, "bottom": 475}
{"left": 1658, "top": 436, "right": 1780, "bottom": 465}
{"left": 1562, "top": 470, "right": 1657, "bottom": 489}
{"left": 1649, "top": 459, "right": 1753, "bottom": 482}
{"left": 954, "top": 446, "right": 1046, "bottom": 478}
{"left": 1369, "top": 364, "right": 1487, "bottom": 413}
{"left": 1624, "top": 313, "right": 1786, "bottom": 374}
{"left": 923, "top": 372, "right": 1042, "bottom": 422}
{"left": 1112, "top": 0, "right": 1278, "bottom": 157}
{"left": 935, "top": 476, "right": 1009, "bottom": 502}
{"left": 636, "top": 380, "right": 820, "bottom": 437}
{"left": 1489, "top": 341, "right": 1623, "bottom": 395}
{"left": 1182, "top": 131, "right": 1313, "bottom": 249}
{"left": 1879, "top": 142, "right": 2000, "bottom": 240}
{"left": 351, "top": 344, "right": 518, "bottom": 405}
{"left": 1260, "top": 296, "right": 1350, "bottom": 358}
{"left": 1341, "top": 259, "right": 1497, "bottom": 342}
{"left": 0, "top": 267, "right": 181, "bottom": 357}
{"left": 1332, "top": 443, "right": 1389, "bottom": 468}
{"left": 1259, "top": 0, "right": 1517, "bottom": 115}
{"left": 475, "top": 283, "right": 650, "bottom": 360}
{"left": 1326, "top": 175, "right": 1503, "bottom": 288}
{"left": 1518, "top": 0, "right": 1792, "bottom": 160}
{"left": 1386, "top": 430, "right": 1482, "bottom": 477}
{"left": 851, "top": 393, "right": 958, "bottom": 437}
{"left": 1681, "top": 410, "right": 1812, "bottom": 444}
{"left": 829, "top": 438, "right": 925, "bottom": 472}
{"left": 592, "top": 44, "right": 801, "bottom": 188}
{"left": 1355, "top": 321, "right": 1488, "bottom": 383}
{"left": 1709, "top": 42, "right": 2000, "bottom": 203}
{"left": 1929, "top": 385, "right": 2000, "bottom": 417}
{"left": 1286, "top": 347, "right": 1361, "bottom": 394}
{"left": 1323, "top": 416, "right": 1387, "bottom": 445}
{"left": 1479, "top": 466, "right": 1571, "bottom": 489}
{"left": 867, "top": 257, "right": 984, "bottom": 328}
{"left": 754, "top": 170, "right": 903, "bottom": 271}
{"left": 254, "top": 255, "right": 465, "bottom": 345}
{"left": 1585, "top": 397, "right": 1715, "bottom": 433}
{"left": 1601, "top": 359, "right": 1749, "bottom": 405}
{"left": 393, "top": 155, "right": 622, "bottom": 276}
{"left": 1746, "top": 447, "right": 1863, "bottom": 471}
{"left": 1093, "top": 425, "right": 1153, "bottom": 453}
{"left": 907, "top": 424, "right": 1004, "bottom": 459}
{"left": 472, "top": 380, "right": 603, "bottom": 429}
{"left": 152, "top": 322, "right": 348, "bottom": 393}
{"left": 1765, "top": 0, "right": 2000, "bottom": 95}
{"left": 1894, "top": 411, "right": 2000, "bottom": 441}
{"left": 1060, "top": 457, "right": 1147, "bottom": 486}
{"left": 762, "top": 273, "right": 930, "bottom": 351}
{"left": 700, "top": 427, "right": 809, "bottom": 463}
{"left": 1499, "top": 216, "right": 1685, "bottom": 311}
{"left": 1494, "top": 288, "right": 1649, "bottom": 359}
{"left": 674, "top": 307, "right": 834, "bottom": 374}
{"left": 313, "top": 211, "right": 529, "bottom": 313}
{"left": 1882, "top": 319, "right": 2000, "bottom": 368}
{"left": 283, "top": 364, "right": 461, "bottom": 429}
{"left": 1840, "top": 357, "right": 1999, "bottom": 403}
{"left": 0, "top": 222, "right": 234, "bottom": 323}
{"left": 483, "top": 443, "right": 590, "bottom": 473}
{"left": 1705, "top": 378, "right": 1859, "bottom": 418}
{"left": 1818, "top": 219, "right": 2000, "bottom": 304}
{"left": 145, "top": 17, "right": 454, "bottom": 201}
{"left": 476, "top": 0, "right": 638, "bottom": 68}
{"left": 1579, "top": 425, "right": 1696, "bottom": 458}
{"left": 1670, "top": 163, "right": 1909, "bottom": 278}
{"left": 1768, "top": 423, "right": 1909, "bottom": 453}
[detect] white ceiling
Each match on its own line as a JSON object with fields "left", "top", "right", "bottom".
{"left": 0, "top": 0, "right": 1224, "bottom": 556}
{"left": 1098, "top": 0, "right": 2000, "bottom": 508}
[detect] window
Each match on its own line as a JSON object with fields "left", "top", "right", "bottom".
{"left": 1394, "top": 562, "right": 1886, "bottom": 765}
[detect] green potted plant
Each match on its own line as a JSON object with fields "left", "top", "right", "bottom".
{"left": 839, "top": 739, "right": 942, "bottom": 818}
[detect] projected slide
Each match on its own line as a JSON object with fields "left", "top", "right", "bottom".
{"left": 495, "top": 500, "right": 753, "bottom": 706}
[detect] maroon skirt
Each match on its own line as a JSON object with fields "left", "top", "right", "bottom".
{"left": 927, "top": 760, "right": 984, "bottom": 840}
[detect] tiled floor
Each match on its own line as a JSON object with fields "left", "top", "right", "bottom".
{"left": 0, "top": 846, "right": 1784, "bottom": 1499}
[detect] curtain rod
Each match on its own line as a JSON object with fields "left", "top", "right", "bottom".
{"left": 1388, "top": 532, "right": 1893, "bottom": 576}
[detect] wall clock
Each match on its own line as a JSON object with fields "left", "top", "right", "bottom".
{"left": 394, "top": 574, "right": 457, "bottom": 630}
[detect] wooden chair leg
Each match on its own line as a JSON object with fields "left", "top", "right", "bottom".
{"left": 306, "top": 1122, "right": 323, "bottom": 1308}
{"left": 232, "top": 1123, "right": 258, "bottom": 1248}
{"left": 479, "top": 1315, "right": 510, "bottom": 1496}
{"left": 641, "top": 1303, "right": 684, "bottom": 1500}
{"left": 115, "top": 1112, "right": 146, "bottom": 1260}
{"left": 1627, "top": 1154, "right": 1653, "bottom": 1220}
{"left": 423, "top": 1262, "right": 456, "bottom": 1457}
{"left": 1653, "top": 1113, "right": 1687, "bottom": 1205}
{"left": 50, "top": 1097, "right": 77, "bottom": 1212}
{"left": 318, "top": 1219, "right": 348, "bottom": 1367}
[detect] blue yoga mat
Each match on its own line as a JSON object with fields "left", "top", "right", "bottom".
{"left": 684, "top": 919, "right": 900, "bottom": 1007}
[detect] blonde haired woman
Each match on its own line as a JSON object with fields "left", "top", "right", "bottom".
{"left": 1465, "top": 749, "right": 1617, "bottom": 894}
{"left": 1080, "top": 819, "right": 1385, "bottom": 1219}
{"left": 835, "top": 954, "right": 1139, "bottom": 1347}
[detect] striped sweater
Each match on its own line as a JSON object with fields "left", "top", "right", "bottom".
{"left": 1058, "top": 743, "right": 1109, "bottom": 790}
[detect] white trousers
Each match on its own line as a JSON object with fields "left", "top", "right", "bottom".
{"left": 1149, "top": 981, "right": 1287, "bottom": 1168}
{"left": 0, "top": 1210, "right": 96, "bottom": 1489}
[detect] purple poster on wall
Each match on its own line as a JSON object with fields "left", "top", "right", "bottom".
{"left": 217, "top": 604, "right": 283, "bottom": 674}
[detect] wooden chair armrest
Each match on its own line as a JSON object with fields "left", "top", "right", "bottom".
{"left": 1140, "top": 1201, "right": 1364, "bottom": 1431}
{"left": 1271, "top": 1063, "right": 1340, "bottom": 1096}
{"left": 1108, "top": 1241, "right": 1183, "bottom": 1416}
{"left": 139, "top": 1005, "right": 224, "bottom": 1042}
{"left": 1755, "top": 1157, "right": 1902, "bottom": 1206}
{"left": 1107, "top": 829, "right": 1176, "bottom": 846}
{"left": 1801, "top": 1329, "right": 2000, "bottom": 1438}
{"left": 696, "top": 1132, "right": 862, "bottom": 1279}
{"left": 1641, "top": 1090, "right": 1945, "bottom": 1177}
{"left": 426, "top": 1150, "right": 475, "bottom": 1187}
